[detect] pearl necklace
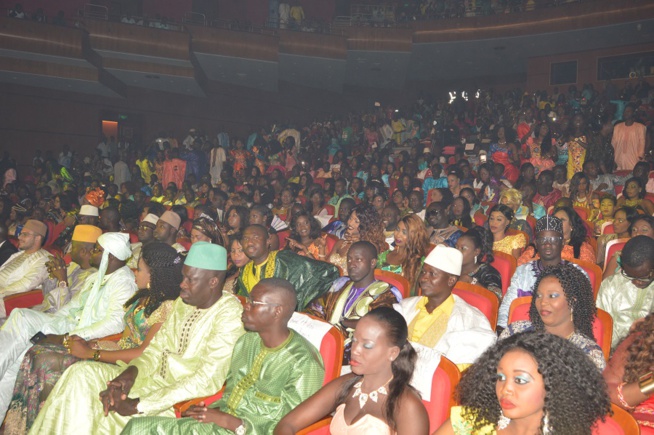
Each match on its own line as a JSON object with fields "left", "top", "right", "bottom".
{"left": 352, "top": 377, "right": 393, "bottom": 408}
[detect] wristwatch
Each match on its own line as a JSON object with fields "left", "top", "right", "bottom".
{"left": 235, "top": 422, "right": 246, "bottom": 435}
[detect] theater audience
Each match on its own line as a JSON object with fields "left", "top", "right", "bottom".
{"left": 0, "top": 232, "right": 136, "bottom": 422}
{"left": 29, "top": 242, "right": 244, "bottom": 433}
{"left": 123, "top": 278, "right": 324, "bottom": 434}
{"left": 4, "top": 242, "right": 182, "bottom": 432}
{"left": 0, "top": 78, "right": 651, "bottom": 433}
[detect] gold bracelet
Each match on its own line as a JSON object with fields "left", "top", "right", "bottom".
{"left": 62, "top": 333, "right": 70, "bottom": 348}
{"left": 639, "top": 372, "right": 654, "bottom": 396}
{"left": 93, "top": 350, "right": 101, "bottom": 361}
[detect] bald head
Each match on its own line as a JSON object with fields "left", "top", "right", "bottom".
{"left": 99, "top": 207, "right": 121, "bottom": 232}
{"left": 349, "top": 241, "right": 377, "bottom": 261}
{"left": 256, "top": 278, "right": 297, "bottom": 320}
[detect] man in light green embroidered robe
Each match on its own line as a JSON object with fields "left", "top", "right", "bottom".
{"left": 29, "top": 242, "right": 245, "bottom": 435}
{"left": 122, "top": 278, "right": 324, "bottom": 434}
{"left": 304, "top": 241, "right": 402, "bottom": 363}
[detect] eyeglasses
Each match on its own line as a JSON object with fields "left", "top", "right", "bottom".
{"left": 535, "top": 236, "right": 563, "bottom": 245}
{"left": 619, "top": 266, "right": 654, "bottom": 285}
{"left": 245, "top": 297, "right": 280, "bottom": 307}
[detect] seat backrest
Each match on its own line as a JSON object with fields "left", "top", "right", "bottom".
{"left": 574, "top": 206, "right": 590, "bottom": 221}
{"left": 423, "top": 356, "right": 461, "bottom": 433}
{"left": 601, "top": 222, "right": 614, "bottom": 235}
{"left": 374, "top": 269, "right": 411, "bottom": 299}
{"left": 509, "top": 297, "right": 612, "bottom": 360}
{"left": 591, "top": 403, "right": 641, "bottom": 435}
{"left": 508, "top": 296, "right": 533, "bottom": 324}
{"left": 569, "top": 258, "right": 602, "bottom": 300}
{"left": 491, "top": 250, "right": 517, "bottom": 296}
{"left": 4, "top": 289, "right": 44, "bottom": 316}
{"left": 594, "top": 309, "right": 613, "bottom": 361}
{"left": 473, "top": 211, "right": 488, "bottom": 227}
{"left": 526, "top": 215, "right": 537, "bottom": 235}
{"left": 603, "top": 238, "right": 629, "bottom": 272}
{"left": 288, "top": 312, "right": 344, "bottom": 386}
{"left": 452, "top": 281, "right": 498, "bottom": 331}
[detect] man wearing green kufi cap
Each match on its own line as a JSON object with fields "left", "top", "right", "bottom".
{"left": 31, "top": 242, "right": 245, "bottom": 434}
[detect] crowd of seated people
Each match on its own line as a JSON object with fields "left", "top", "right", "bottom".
{"left": 7, "top": 0, "right": 620, "bottom": 36}
{"left": 0, "top": 77, "right": 652, "bottom": 433}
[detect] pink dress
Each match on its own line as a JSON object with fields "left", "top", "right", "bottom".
{"left": 330, "top": 404, "right": 393, "bottom": 435}
{"left": 612, "top": 122, "right": 647, "bottom": 171}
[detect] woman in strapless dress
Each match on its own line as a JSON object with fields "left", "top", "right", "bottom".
{"left": 274, "top": 307, "right": 429, "bottom": 435}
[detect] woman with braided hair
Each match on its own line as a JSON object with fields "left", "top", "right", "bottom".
{"left": 4, "top": 242, "right": 183, "bottom": 433}
{"left": 435, "top": 332, "right": 611, "bottom": 435}
{"left": 455, "top": 226, "right": 503, "bottom": 301}
{"left": 499, "top": 263, "right": 605, "bottom": 371}
{"left": 604, "top": 313, "right": 654, "bottom": 433}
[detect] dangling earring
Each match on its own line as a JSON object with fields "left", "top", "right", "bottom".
{"left": 542, "top": 412, "right": 551, "bottom": 434}
{"left": 146, "top": 282, "right": 151, "bottom": 290}
{"left": 497, "top": 411, "right": 511, "bottom": 429}
{"left": 474, "top": 256, "right": 478, "bottom": 264}
{"left": 570, "top": 307, "right": 574, "bottom": 322}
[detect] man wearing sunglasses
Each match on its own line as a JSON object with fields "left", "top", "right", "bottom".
{"left": 597, "top": 235, "right": 654, "bottom": 348}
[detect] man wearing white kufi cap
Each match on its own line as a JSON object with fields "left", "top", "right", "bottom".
{"left": 127, "top": 213, "right": 159, "bottom": 269}
{"left": 0, "top": 232, "right": 137, "bottom": 421}
{"left": 394, "top": 245, "right": 496, "bottom": 369}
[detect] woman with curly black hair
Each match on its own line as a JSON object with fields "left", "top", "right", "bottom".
{"left": 499, "top": 263, "right": 605, "bottom": 370}
{"left": 328, "top": 203, "right": 387, "bottom": 272}
{"left": 275, "top": 307, "right": 429, "bottom": 435}
{"left": 5, "top": 242, "right": 183, "bottom": 432}
{"left": 456, "top": 226, "right": 503, "bottom": 301}
{"left": 604, "top": 313, "right": 654, "bottom": 432}
{"left": 286, "top": 211, "right": 325, "bottom": 260}
{"left": 435, "top": 332, "right": 611, "bottom": 435}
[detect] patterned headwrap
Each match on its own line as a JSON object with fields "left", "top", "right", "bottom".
{"left": 192, "top": 216, "right": 227, "bottom": 247}
{"left": 85, "top": 187, "right": 105, "bottom": 208}
{"left": 535, "top": 215, "right": 563, "bottom": 235}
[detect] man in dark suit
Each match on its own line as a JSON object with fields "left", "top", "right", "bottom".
{"left": 0, "top": 224, "right": 18, "bottom": 267}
